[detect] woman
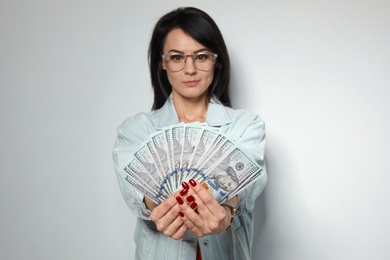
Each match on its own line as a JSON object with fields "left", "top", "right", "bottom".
{"left": 113, "top": 7, "right": 267, "bottom": 260}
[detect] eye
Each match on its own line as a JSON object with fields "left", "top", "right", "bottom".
{"left": 170, "top": 54, "right": 184, "bottom": 62}
{"left": 195, "top": 53, "right": 211, "bottom": 61}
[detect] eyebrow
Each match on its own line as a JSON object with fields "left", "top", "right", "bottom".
{"left": 167, "top": 48, "right": 210, "bottom": 54}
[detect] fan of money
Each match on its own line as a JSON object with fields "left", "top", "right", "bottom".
{"left": 123, "top": 122, "right": 263, "bottom": 204}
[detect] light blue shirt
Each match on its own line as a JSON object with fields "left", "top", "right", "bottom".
{"left": 113, "top": 95, "right": 267, "bottom": 260}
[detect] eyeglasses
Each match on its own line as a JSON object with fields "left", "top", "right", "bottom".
{"left": 161, "top": 52, "right": 218, "bottom": 72}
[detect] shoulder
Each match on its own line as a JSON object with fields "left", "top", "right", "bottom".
{"left": 216, "top": 105, "right": 265, "bottom": 143}
{"left": 118, "top": 111, "right": 154, "bottom": 131}
{"left": 207, "top": 99, "right": 264, "bottom": 128}
{"left": 118, "top": 110, "right": 157, "bottom": 128}
{"left": 226, "top": 106, "right": 265, "bottom": 126}
{"left": 115, "top": 97, "right": 179, "bottom": 146}
{"left": 116, "top": 110, "right": 159, "bottom": 144}
{"left": 219, "top": 104, "right": 265, "bottom": 132}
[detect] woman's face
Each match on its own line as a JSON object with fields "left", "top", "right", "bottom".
{"left": 162, "top": 28, "right": 215, "bottom": 103}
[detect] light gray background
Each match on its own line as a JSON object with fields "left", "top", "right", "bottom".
{"left": 1, "top": 1, "right": 389, "bottom": 259}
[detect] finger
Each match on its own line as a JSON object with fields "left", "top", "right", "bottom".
{"left": 186, "top": 181, "right": 228, "bottom": 234}
{"left": 177, "top": 207, "right": 199, "bottom": 232}
{"left": 185, "top": 194, "right": 195, "bottom": 204}
{"left": 177, "top": 198, "right": 204, "bottom": 232}
{"left": 171, "top": 223, "right": 188, "bottom": 240}
{"left": 178, "top": 186, "right": 190, "bottom": 201}
{"left": 177, "top": 182, "right": 197, "bottom": 205}
{"left": 178, "top": 181, "right": 199, "bottom": 204}
{"left": 160, "top": 213, "right": 185, "bottom": 237}
{"left": 187, "top": 179, "right": 224, "bottom": 216}
{"left": 154, "top": 203, "right": 186, "bottom": 234}
{"left": 179, "top": 181, "right": 214, "bottom": 219}
{"left": 151, "top": 190, "right": 182, "bottom": 221}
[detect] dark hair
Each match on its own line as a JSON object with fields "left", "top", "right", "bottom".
{"left": 148, "top": 7, "right": 231, "bottom": 110}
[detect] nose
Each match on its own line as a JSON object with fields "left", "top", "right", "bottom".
{"left": 183, "top": 56, "right": 197, "bottom": 75}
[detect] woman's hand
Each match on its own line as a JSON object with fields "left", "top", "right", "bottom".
{"left": 148, "top": 192, "right": 188, "bottom": 240}
{"left": 176, "top": 179, "right": 237, "bottom": 237}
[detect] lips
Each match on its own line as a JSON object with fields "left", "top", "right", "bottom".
{"left": 183, "top": 80, "right": 200, "bottom": 87}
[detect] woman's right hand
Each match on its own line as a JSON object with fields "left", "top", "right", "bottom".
{"left": 147, "top": 192, "right": 188, "bottom": 240}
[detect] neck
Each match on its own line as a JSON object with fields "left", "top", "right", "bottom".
{"left": 173, "top": 94, "right": 209, "bottom": 123}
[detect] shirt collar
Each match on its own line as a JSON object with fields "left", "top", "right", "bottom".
{"left": 154, "top": 95, "right": 232, "bottom": 128}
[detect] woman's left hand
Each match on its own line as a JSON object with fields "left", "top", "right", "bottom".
{"left": 176, "top": 179, "right": 237, "bottom": 237}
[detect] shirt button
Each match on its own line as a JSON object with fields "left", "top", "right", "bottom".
{"left": 203, "top": 240, "right": 208, "bottom": 246}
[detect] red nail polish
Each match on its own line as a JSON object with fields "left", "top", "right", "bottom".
{"left": 186, "top": 195, "right": 195, "bottom": 203}
{"left": 182, "top": 182, "right": 189, "bottom": 189}
{"left": 176, "top": 196, "right": 184, "bottom": 205}
{"left": 189, "top": 179, "right": 197, "bottom": 187}
{"left": 178, "top": 211, "right": 185, "bottom": 217}
{"left": 180, "top": 189, "right": 188, "bottom": 196}
{"left": 190, "top": 201, "right": 198, "bottom": 209}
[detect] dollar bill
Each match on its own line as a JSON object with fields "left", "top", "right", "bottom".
{"left": 146, "top": 139, "right": 173, "bottom": 194}
{"left": 170, "top": 124, "right": 186, "bottom": 190}
{"left": 195, "top": 135, "right": 235, "bottom": 174}
{"left": 199, "top": 146, "right": 263, "bottom": 203}
{"left": 163, "top": 127, "right": 174, "bottom": 176}
{"left": 179, "top": 125, "right": 203, "bottom": 184}
{"left": 230, "top": 168, "right": 263, "bottom": 198}
{"left": 124, "top": 157, "right": 167, "bottom": 202}
{"left": 122, "top": 122, "right": 263, "bottom": 204}
{"left": 123, "top": 172, "right": 162, "bottom": 204}
{"left": 150, "top": 130, "right": 172, "bottom": 176}
{"left": 186, "top": 127, "right": 220, "bottom": 180}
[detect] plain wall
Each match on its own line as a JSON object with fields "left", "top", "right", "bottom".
{"left": 1, "top": 0, "right": 389, "bottom": 259}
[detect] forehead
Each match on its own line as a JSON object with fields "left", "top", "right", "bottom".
{"left": 163, "top": 28, "right": 207, "bottom": 53}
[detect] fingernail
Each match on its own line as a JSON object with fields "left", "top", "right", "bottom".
{"left": 178, "top": 211, "right": 185, "bottom": 217}
{"left": 180, "top": 189, "right": 188, "bottom": 196}
{"left": 176, "top": 196, "right": 184, "bottom": 205}
{"left": 190, "top": 201, "right": 198, "bottom": 210}
{"left": 189, "top": 179, "right": 197, "bottom": 187}
{"left": 186, "top": 195, "right": 195, "bottom": 203}
{"left": 182, "top": 182, "right": 189, "bottom": 189}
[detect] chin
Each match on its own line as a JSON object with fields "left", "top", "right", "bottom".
{"left": 178, "top": 90, "right": 208, "bottom": 100}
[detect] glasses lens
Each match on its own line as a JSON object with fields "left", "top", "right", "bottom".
{"left": 166, "top": 54, "right": 185, "bottom": 72}
{"left": 164, "top": 53, "right": 217, "bottom": 72}
{"left": 194, "top": 53, "right": 216, "bottom": 71}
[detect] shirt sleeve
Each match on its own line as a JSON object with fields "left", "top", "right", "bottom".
{"left": 112, "top": 114, "right": 156, "bottom": 220}
{"left": 231, "top": 113, "right": 267, "bottom": 216}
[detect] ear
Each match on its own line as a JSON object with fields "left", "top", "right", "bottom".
{"left": 162, "top": 61, "right": 167, "bottom": 70}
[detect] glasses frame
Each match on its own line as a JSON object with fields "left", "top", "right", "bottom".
{"left": 161, "top": 52, "right": 218, "bottom": 72}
